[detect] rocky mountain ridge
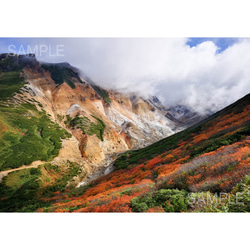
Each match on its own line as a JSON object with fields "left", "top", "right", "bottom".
{"left": 0, "top": 53, "right": 204, "bottom": 183}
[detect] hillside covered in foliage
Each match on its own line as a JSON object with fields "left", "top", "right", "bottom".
{"left": 60, "top": 93, "right": 249, "bottom": 212}
{"left": 1, "top": 93, "right": 248, "bottom": 212}
{"left": 1, "top": 53, "right": 250, "bottom": 212}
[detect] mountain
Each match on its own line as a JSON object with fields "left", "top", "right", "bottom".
{"left": 0, "top": 54, "right": 194, "bottom": 174}
{"left": 0, "top": 53, "right": 207, "bottom": 211}
{"left": 3, "top": 53, "right": 249, "bottom": 213}
{"left": 168, "top": 104, "right": 210, "bottom": 127}
{"left": 13, "top": 91, "right": 248, "bottom": 213}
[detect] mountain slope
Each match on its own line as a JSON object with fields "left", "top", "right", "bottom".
{"left": 0, "top": 54, "right": 196, "bottom": 175}
{"left": 0, "top": 53, "right": 204, "bottom": 211}
{"left": 30, "top": 92, "right": 250, "bottom": 212}
{"left": 3, "top": 53, "right": 247, "bottom": 212}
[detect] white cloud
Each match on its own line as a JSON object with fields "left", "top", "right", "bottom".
{"left": 1, "top": 37, "right": 250, "bottom": 114}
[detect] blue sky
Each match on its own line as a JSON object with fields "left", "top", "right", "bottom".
{"left": 186, "top": 37, "right": 239, "bottom": 53}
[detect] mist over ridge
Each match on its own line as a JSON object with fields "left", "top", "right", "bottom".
{"left": 1, "top": 37, "right": 250, "bottom": 114}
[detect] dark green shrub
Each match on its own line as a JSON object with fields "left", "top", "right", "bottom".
{"left": 41, "top": 63, "right": 82, "bottom": 89}
{"left": 131, "top": 198, "right": 149, "bottom": 212}
{"left": 130, "top": 189, "right": 189, "bottom": 212}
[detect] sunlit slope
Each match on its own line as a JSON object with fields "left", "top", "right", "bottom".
{"left": 40, "top": 93, "right": 250, "bottom": 212}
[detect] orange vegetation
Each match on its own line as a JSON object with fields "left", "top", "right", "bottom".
{"left": 43, "top": 102, "right": 250, "bottom": 212}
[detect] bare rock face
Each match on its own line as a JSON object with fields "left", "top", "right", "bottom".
{"left": 15, "top": 58, "right": 197, "bottom": 181}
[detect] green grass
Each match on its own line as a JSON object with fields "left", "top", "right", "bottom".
{"left": 0, "top": 102, "right": 71, "bottom": 171}
{"left": 0, "top": 167, "right": 48, "bottom": 212}
{"left": 0, "top": 71, "right": 25, "bottom": 99}
{"left": 0, "top": 161, "right": 82, "bottom": 212}
{"left": 0, "top": 58, "right": 71, "bottom": 171}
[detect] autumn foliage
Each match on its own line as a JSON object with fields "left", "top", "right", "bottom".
{"left": 41, "top": 95, "right": 250, "bottom": 212}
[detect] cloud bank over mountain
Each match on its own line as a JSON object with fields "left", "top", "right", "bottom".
{"left": 1, "top": 37, "right": 250, "bottom": 114}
